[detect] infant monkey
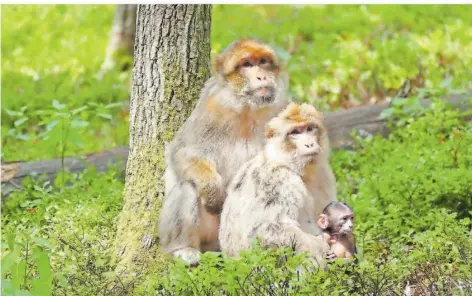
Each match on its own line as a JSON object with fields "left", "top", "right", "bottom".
{"left": 317, "top": 201, "right": 357, "bottom": 261}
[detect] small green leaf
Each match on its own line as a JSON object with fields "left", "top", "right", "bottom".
{"left": 105, "top": 102, "right": 124, "bottom": 109}
{"left": 7, "top": 232, "right": 16, "bottom": 251}
{"left": 46, "top": 119, "right": 59, "bottom": 131}
{"left": 52, "top": 100, "right": 65, "bottom": 110}
{"left": 379, "top": 108, "right": 394, "bottom": 119}
{"left": 98, "top": 113, "right": 112, "bottom": 120}
{"left": 16, "top": 134, "right": 31, "bottom": 141}
{"left": 31, "top": 247, "right": 53, "bottom": 296}
{"left": 70, "top": 120, "right": 89, "bottom": 128}
{"left": 1, "top": 279, "right": 15, "bottom": 295}
{"left": 1, "top": 250, "right": 19, "bottom": 277}
{"left": 54, "top": 273, "right": 69, "bottom": 288}
{"left": 4, "top": 108, "right": 20, "bottom": 117}
{"left": 391, "top": 98, "right": 408, "bottom": 106}
{"left": 32, "top": 238, "right": 52, "bottom": 249}
{"left": 14, "top": 117, "right": 28, "bottom": 127}
{"left": 71, "top": 106, "right": 88, "bottom": 115}
{"left": 10, "top": 261, "right": 26, "bottom": 289}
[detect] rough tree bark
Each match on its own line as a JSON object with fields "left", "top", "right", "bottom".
{"left": 99, "top": 4, "right": 137, "bottom": 75}
{"left": 114, "top": 4, "right": 212, "bottom": 274}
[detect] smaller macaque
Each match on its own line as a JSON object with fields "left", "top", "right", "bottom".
{"left": 317, "top": 201, "right": 357, "bottom": 261}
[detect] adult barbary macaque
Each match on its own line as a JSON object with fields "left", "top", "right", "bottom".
{"left": 159, "top": 39, "right": 289, "bottom": 265}
{"left": 219, "top": 103, "right": 335, "bottom": 267}
{"left": 317, "top": 201, "right": 357, "bottom": 261}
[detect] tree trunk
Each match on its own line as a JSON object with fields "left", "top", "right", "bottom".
{"left": 99, "top": 4, "right": 137, "bottom": 75}
{"left": 114, "top": 4, "right": 212, "bottom": 274}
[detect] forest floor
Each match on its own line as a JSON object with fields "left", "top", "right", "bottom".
{"left": 1, "top": 5, "right": 472, "bottom": 296}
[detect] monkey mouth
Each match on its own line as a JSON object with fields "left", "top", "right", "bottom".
{"left": 253, "top": 87, "right": 275, "bottom": 103}
{"left": 302, "top": 152, "right": 318, "bottom": 161}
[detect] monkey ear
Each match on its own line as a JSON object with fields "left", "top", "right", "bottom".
{"left": 265, "top": 127, "right": 276, "bottom": 139}
{"left": 214, "top": 55, "right": 224, "bottom": 74}
{"left": 317, "top": 214, "right": 329, "bottom": 230}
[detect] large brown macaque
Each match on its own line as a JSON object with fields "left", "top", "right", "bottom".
{"left": 159, "top": 39, "right": 289, "bottom": 265}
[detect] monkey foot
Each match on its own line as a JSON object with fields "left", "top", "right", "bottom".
{"left": 173, "top": 247, "right": 201, "bottom": 266}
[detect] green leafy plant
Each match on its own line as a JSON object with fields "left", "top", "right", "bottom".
{"left": 3, "top": 5, "right": 472, "bottom": 161}
{"left": 2, "top": 97, "right": 471, "bottom": 296}
{"left": 2, "top": 233, "right": 55, "bottom": 296}
{"left": 35, "top": 100, "right": 90, "bottom": 174}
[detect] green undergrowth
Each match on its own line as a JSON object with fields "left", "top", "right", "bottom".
{"left": 2, "top": 99, "right": 471, "bottom": 295}
{"left": 2, "top": 5, "right": 472, "bottom": 161}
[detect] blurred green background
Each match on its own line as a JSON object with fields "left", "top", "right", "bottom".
{"left": 2, "top": 4, "right": 472, "bottom": 161}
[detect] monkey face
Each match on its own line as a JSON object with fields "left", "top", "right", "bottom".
{"left": 238, "top": 59, "right": 277, "bottom": 104}
{"left": 318, "top": 202, "right": 355, "bottom": 236}
{"left": 264, "top": 103, "right": 327, "bottom": 172}
{"left": 216, "top": 39, "right": 283, "bottom": 107}
{"left": 337, "top": 213, "right": 354, "bottom": 235}
{"left": 287, "top": 122, "right": 323, "bottom": 164}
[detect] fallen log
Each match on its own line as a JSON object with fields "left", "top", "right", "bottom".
{"left": 1, "top": 147, "right": 129, "bottom": 197}
{"left": 2, "top": 95, "right": 470, "bottom": 197}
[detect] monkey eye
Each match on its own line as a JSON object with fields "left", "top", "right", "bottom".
{"left": 289, "top": 129, "right": 301, "bottom": 135}
{"left": 260, "top": 58, "right": 266, "bottom": 65}
{"left": 242, "top": 61, "right": 253, "bottom": 68}
{"left": 307, "top": 125, "right": 316, "bottom": 132}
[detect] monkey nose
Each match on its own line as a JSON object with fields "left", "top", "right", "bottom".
{"left": 305, "top": 143, "right": 315, "bottom": 148}
{"left": 256, "top": 76, "right": 267, "bottom": 81}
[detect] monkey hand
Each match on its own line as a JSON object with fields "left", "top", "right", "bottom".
{"left": 307, "top": 235, "right": 331, "bottom": 267}
{"left": 198, "top": 172, "right": 226, "bottom": 214}
{"left": 326, "top": 250, "right": 337, "bottom": 260}
{"left": 327, "top": 235, "right": 338, "bottom": 247}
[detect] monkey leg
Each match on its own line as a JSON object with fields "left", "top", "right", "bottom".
{"left": 159, "top": 182, "right": 201, "bottom": 265}
{"left": 159, "top": 181, "right": 221, "bottom": 265}
{"left": 198, "top": 204, "right": 221, "bottom": 252}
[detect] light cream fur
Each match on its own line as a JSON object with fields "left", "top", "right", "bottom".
{"left": 219, "top": 103, "right": 337, "bottom": 268}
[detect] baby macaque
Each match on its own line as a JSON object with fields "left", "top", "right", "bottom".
{"left": 317, "top": 201, "right": 357, "bottom": 261}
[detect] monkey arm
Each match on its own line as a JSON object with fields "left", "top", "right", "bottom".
{"left": 256, "top": 167, "right": 330, "bottom": 266}
{"left": 285, "top": 224, "right": 330, "bottom": 265}
{"left": 172, "top": 147, "right": 225, "bottom": 214}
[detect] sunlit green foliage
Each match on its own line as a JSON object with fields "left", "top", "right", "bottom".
{"left": 1, "top": 5, "right": 130, "bottom": 161}
{"left": 2, "top": 100, "right": 471, "bottom": 295}
{"left": 2, "top": 5, "right": 472, "bottom": 161}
